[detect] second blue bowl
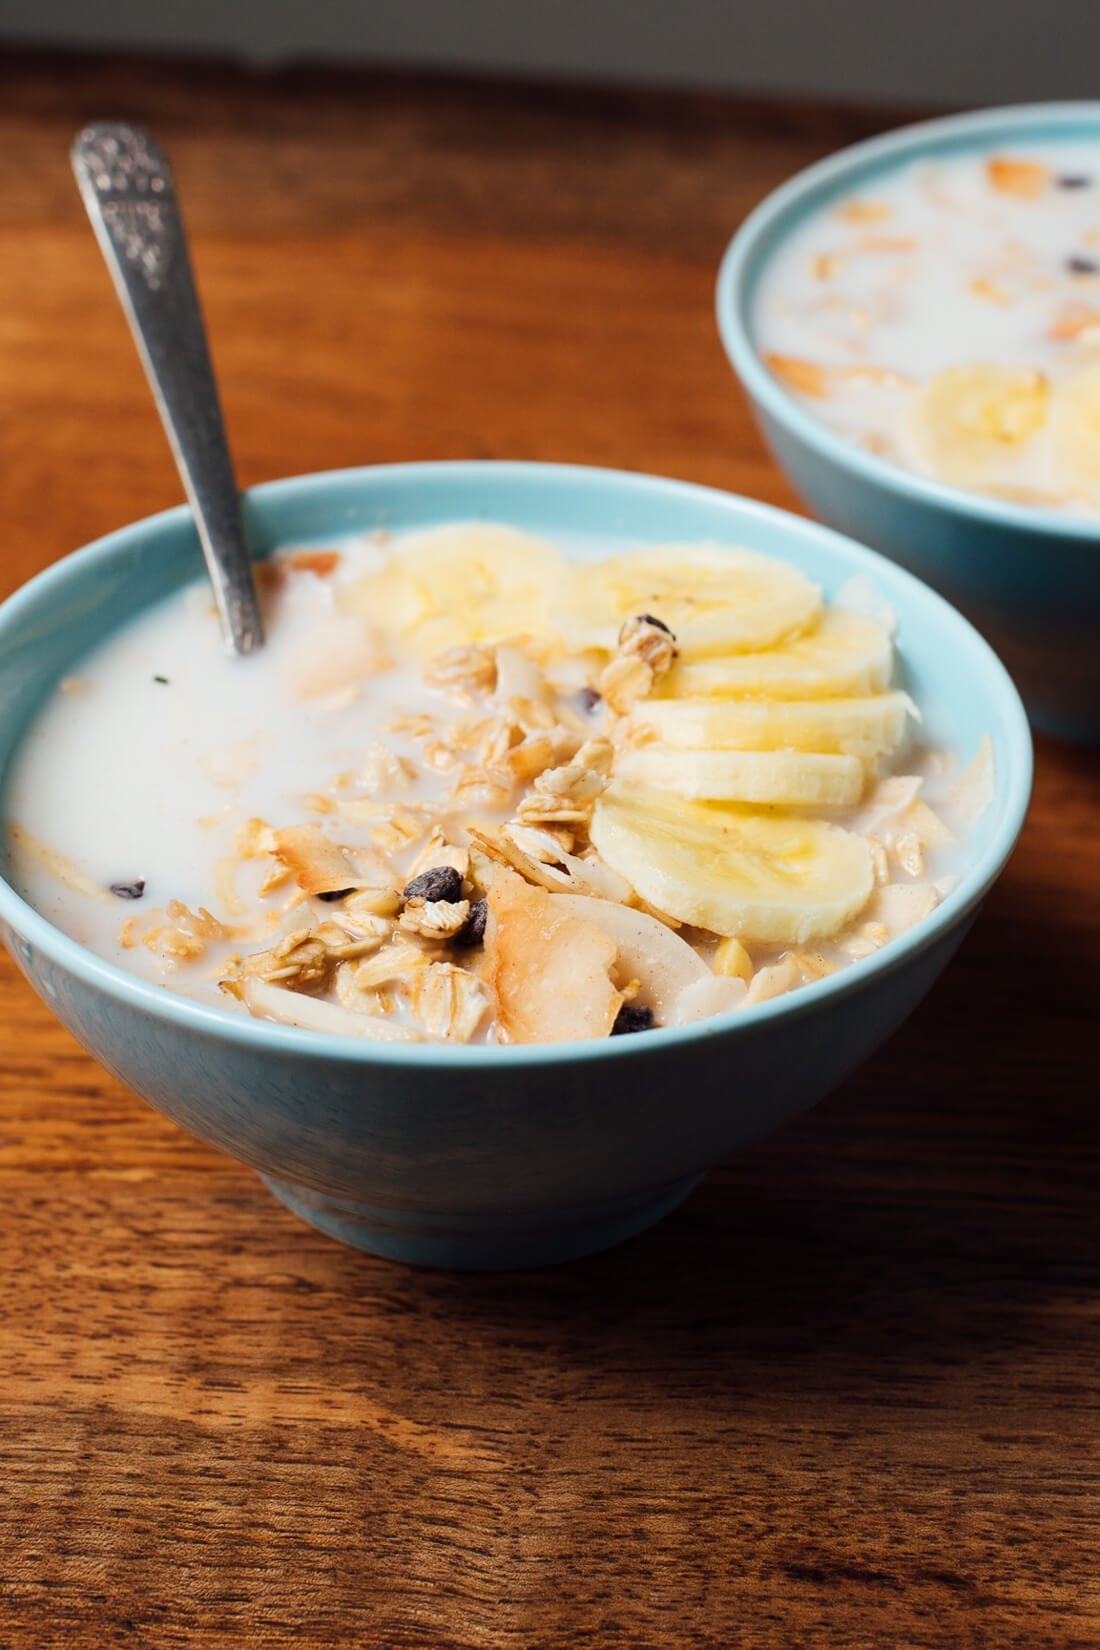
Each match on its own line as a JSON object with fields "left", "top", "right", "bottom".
{"left": 718, "top": 102, "right": 1100, "bottom": 745}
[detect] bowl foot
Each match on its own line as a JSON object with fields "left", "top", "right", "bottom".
{"left": 259, "top": 1172, "right": 701, "bottom": 1270}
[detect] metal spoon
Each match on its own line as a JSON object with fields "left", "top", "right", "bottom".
{"left": 71, "top": 122, "right": 264, "bottom": 654}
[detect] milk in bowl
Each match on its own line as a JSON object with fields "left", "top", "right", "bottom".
{"left": 2, "top": 523, "right": 992, "bottom": 1047}
{"left": 755, "top": 141, "right": 1100, "bottom": 514}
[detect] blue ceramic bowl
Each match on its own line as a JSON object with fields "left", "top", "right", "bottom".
{"left": 717, "top": 102, "right": 1100, "bottom": 745}
{"left": 0, "top": 463, "right": 1031, "bottom": 1269}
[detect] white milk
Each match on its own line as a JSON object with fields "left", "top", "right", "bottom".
{"left": 3, "top": 541, "right": 449, "bottom": 996}
{"left": 754, "top": 141, "right": 1100, "bottom": 510}
{"left": 2, "top": 530, "right": 975, "bottom": 1036}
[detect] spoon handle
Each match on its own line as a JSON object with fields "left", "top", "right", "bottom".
{"left": 71, "top": 123, "right": 264, "bottom": 655}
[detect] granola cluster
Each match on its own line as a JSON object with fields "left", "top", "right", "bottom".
{"left": 191, "top": 630, "right": 663, "bottom": 1042}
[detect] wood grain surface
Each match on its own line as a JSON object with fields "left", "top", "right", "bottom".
{"left": 1, "top": 50, "right": 1097, "bottom": 1650}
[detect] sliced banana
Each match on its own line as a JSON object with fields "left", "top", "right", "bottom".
{"left": 1053, "top": 362, "right": 1100, "bottom": 506}
{"left": 559, "top": 544, "right": 821, "bottom": 658}
{"left": 591, "top": 782, "right": 874, "bottom": 944}
{"left": 339, "top": 523, "right": 565, "bottom": 657}
{"left": 616, "top": 747, "right": 866, "bottom": 807}
{"left": 907, "top": 364, "right": 1049, "bottom": 487}
{"left": 627, "top": 692, "right": 912, "bottom": 758}
{"left": 660, "top": 608, "right": 893, "bottom": 701}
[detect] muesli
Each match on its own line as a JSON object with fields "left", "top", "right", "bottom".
{"left": 755, "top": 142, "right": 1100, "bottom": 512}
{"left": 5, "top": 525, "right": 991, "bottom": 1044}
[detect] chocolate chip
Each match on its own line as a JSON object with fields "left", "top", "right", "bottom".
{"left": 579, "top": 686, "right": 602, "bottom": 714}
{"left": 454, "top": 898, "right": 487, "bottom": 948}
{"left": 153, "top": 675, "right": 170, "bottom": 684}
{"left": 1067, "top": 255, "right": 1100, "bottom": 275}
{"left": 403, "top": 865, "right": 463, "bottom": 904}
{"left": 637, "top": 613, "right": 673, "bottom": 635}
{"left": 109, "top": 880, "right": 146, "bottom": 900}
{"left": 317, "top": 888, "right": 353, "bottom": 902}
{"left": 611, "top": 1002, "right": 655, "bottom": 1035}
{"left": 1058, "top": 175, "right": 1092, "bottom": 189}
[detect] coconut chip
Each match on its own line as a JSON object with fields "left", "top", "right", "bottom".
{"left": 484, "top": 869, "right": 623, "bottom": 1043}
{"left": 272, "top": 824, "right": 365, "bottom": 899}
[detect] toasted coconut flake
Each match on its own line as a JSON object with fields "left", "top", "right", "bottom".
{"left": 837, "top": 197, "right": 891, "bottom": 223}
{"left": 407, "top": 962, "right": 489, "bottom": 1042}
{"left": 485, "top": 869, "right": 622, "bottom": 1044}
{"left": 237, "top": 817, "right": 278, "bottom": 859}
{"left": 272, "top": 824, "right": 363, "bottom": 898}
{"left": 1049, "top": 301, "right": 1100, "bottom": 342}
{"left": 763, "top": 352, "right": 832, "bottom": 399}
{"left": 986, "top": 156, "right": 1048, "bottom": 199}
{"left": 285, "top": 549, "right": 342, "bottom": 577}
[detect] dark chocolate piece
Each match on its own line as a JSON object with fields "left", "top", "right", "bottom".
{"left": 109, "top": 880, "right": 146, "bottom": 900}
{"left": 403, "top": 865, "right": 464, "bottom": 904}
{"left": 611, "top": 1002, "right": 655, "bottom": 1036}
{"left": 454, "top": 898, "right": 487, "bottom": 948}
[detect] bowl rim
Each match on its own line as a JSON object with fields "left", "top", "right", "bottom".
{"left": 0, "top": 459, "right": 1032, "bottom": 1068}
{"left": 717, "top": 99, "right": 1100, "bottom": 541}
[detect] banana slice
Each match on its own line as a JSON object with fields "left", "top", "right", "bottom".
{"left": 339, "top": 523, "right": 565, "bottom": 657}
{"left": 559, "top": 544, "right": 821, "bottom": 658}
{"left": 591, "top": 783, "right": 874, "bottom": 944}
{"left": 627, "top": 692, "right": 912, "bottom": 758}
{"left": 616, "top": 748, "right": 866, "bottom": 807}
{"left": 1053, "top": 362, "right": 1100, "bottom": 506}
{"left": 908, "top": 365, "right": 1049, "bottom": 487}
{"left": 660, "top": 608, "right": 893, "bottom": 701}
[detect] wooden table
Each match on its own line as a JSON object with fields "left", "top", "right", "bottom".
{"left": 1, "top": 51, "right": 1097, "bottom": 1650}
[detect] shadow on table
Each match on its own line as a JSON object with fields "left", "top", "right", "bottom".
{"left": 374, "top": 863, "right": 1100, "bottom": 1404}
